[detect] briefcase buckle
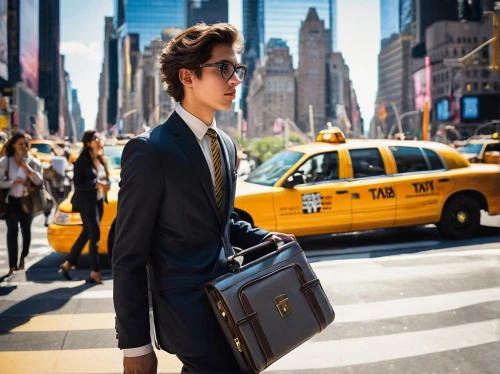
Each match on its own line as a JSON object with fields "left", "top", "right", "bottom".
{"left": 274, "top": 294, "right": 293, "bottom": 317}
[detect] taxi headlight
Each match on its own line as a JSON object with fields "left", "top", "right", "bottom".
{"left": 53, "top": 210, "right": 83, "bottom": 225}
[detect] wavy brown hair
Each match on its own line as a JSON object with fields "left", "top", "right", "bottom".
{"left": 158, "top": 23, "right": 243, "bottom": 102}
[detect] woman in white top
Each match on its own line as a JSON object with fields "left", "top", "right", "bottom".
{"left": 0, "top": 131, "right": 43, "bottom": 276}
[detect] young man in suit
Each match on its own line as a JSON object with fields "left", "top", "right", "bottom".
{"left": 113, "top": 23, "right": 295, "bottom": 374}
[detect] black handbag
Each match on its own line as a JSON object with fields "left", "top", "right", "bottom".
{"left": 0, "top": 159, "right": 9, "bottom": 215}
{"left": 204, "top": 240, "right": 335, "bottom": 373}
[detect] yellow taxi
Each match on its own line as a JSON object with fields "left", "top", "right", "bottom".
{"left": 47, "top": 128, "right": 500, "bottom": 258}
{"left": 69, "top": 142, "right": 83, "bottom": 163}
{"left": 458, "top": 135, "right": 499, "bottom": 164}
{"left": 235, "top": 127, "right": 500, "bottom": 240}
{"left": 29, "top": 139, "right": 61, "bottom": 163}
{"left": 47, "top": 146, "right": 123, "bottom": 255}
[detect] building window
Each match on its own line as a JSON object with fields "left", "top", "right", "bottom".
{"left": 473, "top": 37, "right": 478, "bottom": 43}
{"left": 482, "top": 70, "right": 490, "bottom": 78}
{"left": 473, "top": 82, "right": 478, "bottom": 91}
{"left": 465, "top": 70, "right": 470, "bottom": 78}
{"left": 333, "top": 64, "right": 337, "bottom": 69}
{"left": 473, "top": 70, "right": 478, "bottom": 78}
{"left": 468, "top": 38, "right": 472, "bottom": 43}
{"left": 466, "top": 83, "right": 472, "bottom": 92}
{"left": 494, "top": 82, "right": 499, "bottom": 91}
{"left": 483, "top": 83, "right": 491, "bottom": 91}
{"left": 457, "top": 37, "right": 461, "bottom": 43}
{"left": 453, "top": 49, "right": 457, "bottom": 57}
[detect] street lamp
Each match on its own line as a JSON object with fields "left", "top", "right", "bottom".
{"left": 388, "top": 110, "right": 422, "bottom": 138}
{"left": 261, "top": 109, "right": 311, "bottom": 147}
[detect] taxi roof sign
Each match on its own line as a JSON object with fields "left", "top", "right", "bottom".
{"left": 316, "top": 125, "right": 346, "bottom": 144}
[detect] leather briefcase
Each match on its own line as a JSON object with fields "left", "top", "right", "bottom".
{"left": 204, "top": 240, "right": 335, "bottom": 373}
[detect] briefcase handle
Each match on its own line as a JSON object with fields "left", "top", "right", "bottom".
{"left": 227, "top": 239, "right": 283, "bottom": 272}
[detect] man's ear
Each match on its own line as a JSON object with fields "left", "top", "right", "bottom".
{"left": 179, "top": 68, "right": 193, "bottom": 87}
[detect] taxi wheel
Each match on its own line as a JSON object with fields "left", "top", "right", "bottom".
{"left": 437, "top": 195, "right": 480, "bottom": 239}
{"left": 108, "top": 220, "right": 116, "bottom": 262}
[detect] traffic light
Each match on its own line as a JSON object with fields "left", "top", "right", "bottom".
{"left": 378, "top": 103, "right": 387, "bottom": 121}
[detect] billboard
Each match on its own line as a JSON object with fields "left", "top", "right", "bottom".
{"left": 461, "top": 95, "right": 500, "bottom": 122}
{"left": 413, "top": 56, "right": 432, "bottom": 111}
{"left": 19, "top": 0, "right": 39, "bottom": 95}
{"left": 436, "top": 99, "right": 450, "bottom": 121}
{"left": 0, "top": 0, "right": 7, "bottom": 81}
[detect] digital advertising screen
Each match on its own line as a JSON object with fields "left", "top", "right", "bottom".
{"left": 436, "top": 99, "right": 450, "bottom": 121}
{"left": 462, "top": 97, "right": 479, "bottom": 119}
{"left": 19, "top": 0, "right": 39, "bottom": 94}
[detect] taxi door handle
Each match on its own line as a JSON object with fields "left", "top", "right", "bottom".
{"left": 438, "top": 178, "right": 450, "bottom": 183}
{"left": 336, "top": 190, "right": 348, "bottom": 194}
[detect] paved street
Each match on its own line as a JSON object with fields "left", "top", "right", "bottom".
{"left": 0, "top": 214, "right": 499, "bottom": 373}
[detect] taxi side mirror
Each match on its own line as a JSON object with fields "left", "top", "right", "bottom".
{"left": 282, "top": 173, "right": 306, "bottom": 188}
{"left": 483, "top": 151, "right": 499, "bottom": 164}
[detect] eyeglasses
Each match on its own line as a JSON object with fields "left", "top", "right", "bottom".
{"left": 200, "top": 62, "right": 246, "bottom": 81}
{"left": 91, "top": 136, "right": 102, "bottom": 142}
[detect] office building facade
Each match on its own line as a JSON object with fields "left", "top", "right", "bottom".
{"left": 187, "top": 0, "right": 228, "bottom": 26}
{"left": 38, "top": 0, "right": 59, "bottom": 134}
{"left": 246, "top": 38, "right": 295, "bottom": 138}
{"left": 114, "top": 0, "right": 186, "bottom": 52}
{"left": 241, "top": 0, "right": 337, "bottom": 118}
{"left": 296, "top": 8, "right": 328, "bottom": 133}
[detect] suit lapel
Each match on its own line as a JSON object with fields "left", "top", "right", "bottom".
{"left": 169, "top": 112, "right": 220, "bottom": 221}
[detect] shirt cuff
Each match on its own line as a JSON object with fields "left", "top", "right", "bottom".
{"left": 123, "top": 343, "right": 153, "bottom": 357}
{"left": 260, "top": 233, "right": 274, "bottom": 242}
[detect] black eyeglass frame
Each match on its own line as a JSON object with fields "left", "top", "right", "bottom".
{"left": 199, "top": 62, "right": 247, "bottom": 81}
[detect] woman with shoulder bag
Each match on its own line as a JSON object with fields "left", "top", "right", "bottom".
{"left": 58, "top": 130, "right": 110, "bottom": 284}
{"left": 0, "top": 131, "right": 43, "bottom": 276}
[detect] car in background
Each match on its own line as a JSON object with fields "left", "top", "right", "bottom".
{"left": 29, "top": 139, "right": 62, "bottom": 163}
{"left": 69, "top": 142, "right": 83, "bottom": 163}
{"left": 458, "top": 135, "right": 500, "bottom": 164}
{"left": 47, "top": 146, "right": 123, "bottom": 257}
{"left": 47, "top": 128, "right": 500, "bottom": 258}
{"left": 234, "top": 128, "right": 500, "bottom": 240}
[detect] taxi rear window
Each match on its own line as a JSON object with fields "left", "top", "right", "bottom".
{"left": 390, "top": 146, "right": 445, "bottom": 173}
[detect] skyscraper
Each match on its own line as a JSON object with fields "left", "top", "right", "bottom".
{"left": 38, "top": 0, "right": 59, "bottom": 134}
{"left": 241, "top": 0, "right": 337, "bottom": 117}
{"left": 380, "top": 0, "right": 412, "bottom": 46}
{"left": 114, "top": 0, "right": 186, "bottom": 52}
{"left": 187, "top": 0, "right": 228, "bottom": 26}
{"left": 296, "top": 8, "right": 328, "bottom": 132}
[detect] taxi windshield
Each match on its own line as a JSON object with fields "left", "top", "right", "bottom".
{"left": 460, "top": 143, "right": 483, "bottom": 155}
{"left": 104, "top": 147, "right": 124, "bottom": 171}
{"left": 30, "top": 143, "right": 52, "bottom": 154}
{"left": 245, "top": 151, "right": 303, "bottom": 186}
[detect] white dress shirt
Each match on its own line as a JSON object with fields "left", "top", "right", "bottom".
{"left": 122, "top": 104, "right": 218, "bottom": 358}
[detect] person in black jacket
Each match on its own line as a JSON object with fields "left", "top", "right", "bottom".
{"left": 113, "top": 23, "right": 295, "bottom": 374}
{"left": 59, "top": 130, "right": 110, "bottom": 284}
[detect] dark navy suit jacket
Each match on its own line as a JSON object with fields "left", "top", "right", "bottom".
{"left": 112, "top": 111, "right": 269, "bottom": 356}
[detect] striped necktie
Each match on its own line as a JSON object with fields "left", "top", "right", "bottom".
{"left": 206, "top": 128, "right": 223, "bottom": 218}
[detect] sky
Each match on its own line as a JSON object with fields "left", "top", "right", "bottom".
{"left": 61, "top": 0, "right": 380, "bottom": 131}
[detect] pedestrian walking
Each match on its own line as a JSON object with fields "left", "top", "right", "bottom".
{"left": 0, "top": 131, "right": 43, "bottom": 276}
{"left": 112, "top": 23, "right": 295, "bottom": 374}
{"left": 58, "top": 130, "right": 110, "bottom": 284}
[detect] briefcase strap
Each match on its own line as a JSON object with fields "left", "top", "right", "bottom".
{"left": 240, "top": 293, "right": 274, "bottom": 368}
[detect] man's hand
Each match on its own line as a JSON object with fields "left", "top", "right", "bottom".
{"left": 123, "top": 351, "right": 158, "bottom": 374}
{"left": 264, "top": 232, "right": 296, "bottom": 244}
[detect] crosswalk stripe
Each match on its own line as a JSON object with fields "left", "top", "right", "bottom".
{"left": 268, "top": 318, "right": 500, "bottom": 371}
{"left": 315, "top": 260, "right": 498, "bottom": 283}
{"left": 9, "top": 313, "right": 115, "bottom": 332}
{"left": 0, "top": 347, "right": 182, "bottom": 374}
{"left": 310, "top": 247, "right": 500, "bottom": 266}
{"left": 7, "top": 287, "right": 499, "bottom": 333}
{"left": 334, "top": 286, "right": 500, "bottom": 323}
